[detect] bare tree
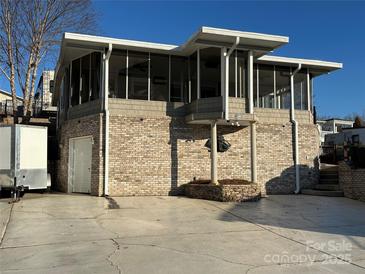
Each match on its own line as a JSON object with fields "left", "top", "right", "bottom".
{"left": 0, "top": 0, "right": 96, "bottom": 122}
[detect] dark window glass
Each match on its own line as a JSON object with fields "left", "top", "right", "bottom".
{"left": 253, "top": 64, "right": 258, "bottom": 107}
{"left": 91, "top": 52, "right": 101, "bottom": 100}
{"left": 200, "top": 47, "right": 221, "bottom": 98}
{"left": 64, "top": 66, "right": 70, "bottom": 110}
{"left": 237, "top": 50, "right": 247, "bottom": 98}
{"left": 109, "top": 50, "right": 127, "bottom": 98}
{"left": 258, "top": 65, "right": 275, "bottom": 108}
{"left": 150, "top": 54, "right": 169, "bottom": 101}
{"left": 275, "top": 66, "right": 291, "bottom": 109}
{"left": 128, "top": 51, "right": 148, "bottom": 100}
{"left": 71, "top": 58, "right": 80, "bottom": 106}
{"left": 170, "top": 56, "right": 188, "bottom": 102}
{"left": 81, "top": 55, "right": 90, "bottom": 103}
{"left": 189, "top": 52, "right": 197, "bottom": 101}
{"left": 294, "top": 69, "right": 308, "bottom": 110}
{"left": 229, "top": 50, "right": 235, "bottom": 97}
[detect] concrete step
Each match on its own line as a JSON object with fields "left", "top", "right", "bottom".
{"left": 301, "top": 189, "right": 344, "bottom": 197}
{"left": 314, "top": 184, "right": 341, "bottom": 191}
{"left": 319, "top": 178, "right": 339, "bottom": 184}
{"left": 320, "top": 173, "right": 338, "bottom": 179}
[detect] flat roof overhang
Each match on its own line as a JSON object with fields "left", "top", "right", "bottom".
{"left": 178, "top": 27, "right": 289, "bottom": 57}
{"left": 257, "top": 55, "right": 343, "bottom": 77}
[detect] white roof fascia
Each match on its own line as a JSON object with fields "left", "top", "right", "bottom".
{"left": 201, "top": 26, "right": 289, "bottom": 43}
{"left": 64, "top": 32, "right": 178, "bottom": 52}
{"left": 258, "top": 55, "right": 343, "bottom": 70}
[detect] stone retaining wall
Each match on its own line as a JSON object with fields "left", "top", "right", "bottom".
{"left": 339, "top": 162, "right": 365, "bottom": 202}
{"left": 184, "top": 183, "right": 261, "bottom": 202}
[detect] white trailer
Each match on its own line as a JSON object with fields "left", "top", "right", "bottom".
{"left": 0, "top": 125, "right": 49, "bottom": 199}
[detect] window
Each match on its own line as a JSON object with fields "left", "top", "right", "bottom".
{"left": 71, "top": 58, "right": 80, "bottom": 106}
{"left": 81, "top": 55, "right": 90, "bottom": 103}
{"left": 253, "top": 64, "right": 258, "bottom": 107}
{"left": 229, "top": 50, "right": 235, "bottom": 97}
{"left": 150, "top": 54, "right": 169, "bottom": 101}
{"left": 109, "top": 50, "right": 127, "bottom": 98}
{"left": 90, "top": 52, "right": 101, "bottom": 100}
{"left": 275, "top": 66, "right": 291, "bottom": 109}
{"left": 258, "top": 65, "right": 275, "bottom": 108}
{"left": 170, "top": 56, "right": 188, "bottom": 102}
{"left": 189, "top": 52, "right": 197, "bottom": 101}
{"left": 200, "top": 47, "right": 221, "bottom": 98}
{"left": 236, "top": 51, "right": 247, "bottom": 98}
{"left": 128, "top": 51, "right": 148, "bottom": 100}
{"left": 294, "top": 69, "right": 308, "bottom": 110}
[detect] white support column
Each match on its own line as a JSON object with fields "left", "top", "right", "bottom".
{"left": 247, "top": 50, "right": 257, "bottom": 183}
{"left": 235, "top": 50, "right": 238, "bottom": 98}
{"left": 273, "top": 66, "right": 277, "bottom": 109}
{"left": 250, "top": 121, "right": 257, "bottom": 183}
{"left": 225, "top": 51, "right": 229, "bottom": 120}
{"left": 197, "top": 48, "right": 200, "bottom": 99}
{"left": 211, "top": 120, "right": 218, "bottom": 185}
{"left": 168, "top": 55, "right": 171, "bottom": 102}
{"left": 126, "top": 50, "right": 129, "bottom": 99}
{"left": 248, "top": 51, "right": 254, "bottom": 113}
{"left": 221, "top": 47, "right": 226, "bottom": 98}
{"left": 148, "top": 52, "right": 151, "bottom": 101}
{"left": 103, "top": 44, "right": 112, "bottom": 196}
{"left": 307, "top": 68, "right": 311, "bottom": 111}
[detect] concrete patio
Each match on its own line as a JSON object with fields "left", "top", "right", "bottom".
{"left": 0, "top": 193, "right": 365, "bottom": 273}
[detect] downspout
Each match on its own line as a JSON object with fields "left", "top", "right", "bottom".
{"left": 224, "top": 37, "right": 240, "bottom": 121}
{"left": 104, "top": 44, "right": 112, "bottom": 196}
{"left": 290, "top": 63, "right": 302, "bottom": 194}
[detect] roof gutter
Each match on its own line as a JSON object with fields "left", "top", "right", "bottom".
{"left": 290, "top": 63, "right": 302, "bottom": 194}
{"left": 104, "top": 43, "right": 112, "bottom": 196}
{"left": 224, "top": 37, "right": 240, "bottom": 121}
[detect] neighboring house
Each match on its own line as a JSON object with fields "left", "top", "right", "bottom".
{"left": 34, "top": 70, "right": 56, "bottom": 115}
{"left": 317, "top": 118, "right": 353, "bottom": 144}
{"left": 53, "top": 27, "right": 342, "bottom": 196}
{"left": 0, "top": 89, "right": 23, "bottom": 116}
{"left": 325, "top": 127, "right": 365, "bottom": 146}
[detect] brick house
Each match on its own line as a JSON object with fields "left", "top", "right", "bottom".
{"left": 53, "top": 27, "right": 342, "bottom": 196}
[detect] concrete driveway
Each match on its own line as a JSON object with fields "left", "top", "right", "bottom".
{"left": 0, "top": 193, "right": 365, "bottom": 274}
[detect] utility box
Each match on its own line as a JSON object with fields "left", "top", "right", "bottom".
{"left": 0, "top": 124, "right": 49, "bottom": 191}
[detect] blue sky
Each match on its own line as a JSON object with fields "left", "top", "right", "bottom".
{"left": 1, "top": 1, "right": 364, "bottom": 118}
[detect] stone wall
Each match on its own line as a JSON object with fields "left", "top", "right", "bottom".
{"left": 339, "top": 162, "right": 365, "bottom": 202}
{"left": 184, "top": 183, "right": 261, "bottom": 202}
{"left": 57, "top": 114, "right": 104, "bottom": 196}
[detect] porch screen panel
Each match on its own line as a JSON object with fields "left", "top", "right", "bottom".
{"left": 71, "top": 58, "right": 80, "bottom": 106}
{"left": 258, "top": 65, "right": 275, "bottom": 108}
{"left": 109, "top": 50, "right": 127, "bottom": 98}
{"left": 275, "top": 66, "right": 291, "bottom": 109}
{"left": 170, "top": 56, "right": 188, "bottom": 102}
{"left": 237, "top": 51, "right": 247, "bottom": 98}
{"left": 294, "top": 69, "right": 308, "bottom": 110}
{"left": 91, "top": 52, "right": 101, "bottom": 100}
{"left": 189, "top": 52, "right": 197, "bottom": 101}
{"left": 81, "top": 55, "right": 90, "bottom": 103}
{"left": 150, "top": 54, "right": 169, "bottom": 101}
{"left": 229, "top": 50, "right": 235, "bottom": 97}
{"left": 200, "top": 47, "right": 221, "bottom": 98}
{"left": 128, "top": 51, "right": 148, "bottom": 100}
